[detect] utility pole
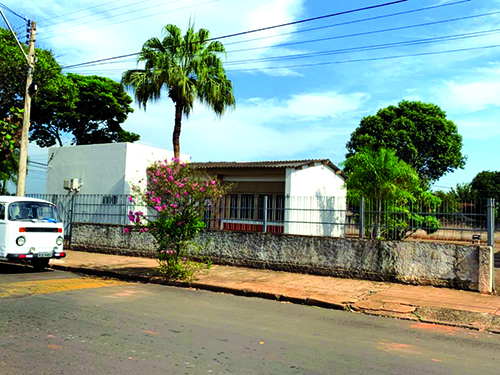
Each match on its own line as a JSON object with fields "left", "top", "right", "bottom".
{"left": 16, "top": 21, "right": 36, "bottom": 196}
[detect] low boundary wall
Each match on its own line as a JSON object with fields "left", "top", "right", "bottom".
{"left": 71, "top": 223, "right": 494, "bottom": 293}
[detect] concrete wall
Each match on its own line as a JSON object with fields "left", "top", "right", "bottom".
{"left": 46, "top": 143, "right": 190, "bottom": 195}
{"left": 285, "top": 163, "right": 346, "bottom": 237}
{"left": 71, "top": 223, "right": 494, "bottom": 293}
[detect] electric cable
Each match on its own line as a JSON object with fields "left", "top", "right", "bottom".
{"left": 37, "top": 0, "right": 121, "bottom": 24}
{"left": 224, "top": 43, "right": 500, "bottom": 72}
{"left": 38, "top": 0, "right": 212, "bottom": 41}
{"left": 59, "top": 0, "right": 411, "bottom": 69}
{"left": 40, "top": 0, "right": 173, "bottom": 32}
{"left": 0, "top": 3, "right": 27, "bottom": 21}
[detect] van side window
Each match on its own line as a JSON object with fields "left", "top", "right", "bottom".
{"left": 0, "top": 204, "right": 5, "bottom": 220}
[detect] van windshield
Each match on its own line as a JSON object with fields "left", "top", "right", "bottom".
{"left": 8, "top": 201, "right": 62, "bottom": 222}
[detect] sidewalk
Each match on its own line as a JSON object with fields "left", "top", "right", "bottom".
{"left": 52, "top": 250, "right": 500, "bottom": 333}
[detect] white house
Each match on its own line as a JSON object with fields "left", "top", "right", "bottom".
{"left": 191, "top": 160, "right": 347, "bottom": 237}
{"left": 46, "top": 143, "right": 190, "bottom": 195}
{"left": 44, "top": 143, "right": 190, "bottom": 226}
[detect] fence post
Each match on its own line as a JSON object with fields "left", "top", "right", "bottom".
{"left": 263, "top": 195, "right": 268, "bottom": 233}
{"left": 487, "top": 198, "right": 495, "bottom": 248}
{"left": 359, "top": 197, "right": 365, "bottom": 239}
{"left": 68, "top": 193, "right": 75, "bottom": 249}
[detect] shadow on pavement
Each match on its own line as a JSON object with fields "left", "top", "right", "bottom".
{"left": 0, "top": 262, "right": 52, "bottom": 274}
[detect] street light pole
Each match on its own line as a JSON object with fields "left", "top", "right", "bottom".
{"left": 16, "top": 21, "right": 36, "bottom": 196}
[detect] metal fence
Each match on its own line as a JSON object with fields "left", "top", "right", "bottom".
{"left": 26, "top": 193, "right": 497, "bottom": 246}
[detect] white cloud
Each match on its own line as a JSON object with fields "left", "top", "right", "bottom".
{"left": 124, "top": 90, "right": 367, "bottom": 161}
{"left": 23, "top": 0, "right": 306, "bottom": 77}
{"left": 434, "top": 76, "right": 500, "bottom": 113}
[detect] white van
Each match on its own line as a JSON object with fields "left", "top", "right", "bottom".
{"left": 0, "top": 196, "right": 66, "bottom": 270}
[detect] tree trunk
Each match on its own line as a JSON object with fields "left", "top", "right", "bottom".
{"left": 173, "top": 102, "right": 182, "bottom": 159}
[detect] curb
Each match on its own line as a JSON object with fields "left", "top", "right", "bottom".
{"left": 50, "top": 264, "right": 500, "bottom": 334}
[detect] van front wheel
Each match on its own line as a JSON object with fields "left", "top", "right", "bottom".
{"left": 31, "top": 258, "right": 50, "bottom": 270}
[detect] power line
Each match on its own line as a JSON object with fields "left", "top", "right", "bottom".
{"left": 222, "top": 28, "right": 500, "bottom": 66}
{"left": 37, "top": 0, "right": 121, "bottom": 25}
{"left": 226, "top": 9, "right": 500, "bottom": 54}
{"left": 222, "top": 0, "right": 471, "bottom": 48}
{"left": 60, "top": 0, "right": 410, "bottom": 70}
{"left": 224, "top": 43, "right": 500, "bottom": 73}
{"left": 0, "top": 2, "right": 27, "bottom": 21}
{"left": 63, "top": 7, "right": 498, "bottom": 72}
{"left": 28, "top": 160, "right": 48, "bottom": 167}
{"left": 206, "top": 0, "right": 408, "bottom": 42}
{"left": 38, "top": 0, "right": 215, "bottom": 42}
{"left": 40, "top": 0, "right": 171, "bottom": 33}
{"left": 68, "top": 27, "right": 500, "bottom": 73}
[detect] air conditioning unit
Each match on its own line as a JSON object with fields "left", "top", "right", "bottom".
{"left": 63, "top": 178, "right": 80, "bottom": 191}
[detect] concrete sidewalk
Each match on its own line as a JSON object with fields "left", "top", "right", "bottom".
{"left": 51, "top": 250, "right": 500, "bottom": 333}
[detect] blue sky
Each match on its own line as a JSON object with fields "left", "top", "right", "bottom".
{"left": 3, "top": 0, "right": 500, "bottom": 193}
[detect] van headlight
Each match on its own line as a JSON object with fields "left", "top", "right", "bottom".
{"left": 16, "top": 236, "right": 26, "bottom": 246}
{"left": 56, "top": 236, "right": 63, "bottom": 246}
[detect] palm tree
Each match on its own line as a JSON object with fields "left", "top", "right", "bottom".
{"left": 122, "top": 24, "right": 235, "bottom": 158}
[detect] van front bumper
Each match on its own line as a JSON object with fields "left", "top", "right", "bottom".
{"left": 6, "top": 252, "right": 66, "bottom": 260}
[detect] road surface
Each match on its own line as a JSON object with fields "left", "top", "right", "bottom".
{"left": 0, "top": 262, "right": 499, "bottom": 374}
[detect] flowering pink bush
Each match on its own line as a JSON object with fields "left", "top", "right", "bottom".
{"left": 127, "top": 158, "right": 230, "bottom": 280}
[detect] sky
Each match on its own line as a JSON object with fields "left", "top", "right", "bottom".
{"left": 2, "top": 0, "right": 500, "bottom": 194}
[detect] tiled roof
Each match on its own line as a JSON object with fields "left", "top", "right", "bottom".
{"left": 191, "top": 159, "right": 347, "bottom": 179}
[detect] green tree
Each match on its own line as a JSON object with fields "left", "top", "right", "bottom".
{"left": 122, "top": 23, "right": 235, "bottom": 158}
{"left": 0, "top": 108, "right": 22, "bottom": 164}
{"left": 31, "top": 73, "right": 139, "bottom": 146}
{"left": 346, "top": 100, "right": 466, "bottom": 184}
{"left": 471, "top": 172, "right": 500, "bottom": 218}
{"left": 342, "top": 148, "right": 440, "bottom": 240}
{"left": 0, "top": 27, "right": 139, "bottom": 147}
{"left": 0, "top": 149, "right": 19, "bottom": 195}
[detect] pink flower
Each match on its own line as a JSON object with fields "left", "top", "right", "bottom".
{"left": 175, "top": 193, "right": 180, "bottom": 198}
{"left": 169, "top": 250, "right": 173, "bottom": 254}
{"left": 219, "top": 195, "right": 223, "bottom": 198}
{"left": 182, "top": 178, "right": 187, "bottom": 182}
{"left": 183, "top": 191, "right": 188, "bottom": 196}
{"left": 160, "top": 250, "right": 164, "bottom": 253}
{"left": 168, "top": 176, "right": 173, "bottom": 182}
{"left": 183, "top": 257, "right": 187, "bottom": 262}
{"left": 200, "top": 187, "right": 205, "bottom": 192}
{"left": 124, "top": 228, "right": 130, "bottom": 234}
{"left": 144, "top": 228, "right": 148, "bottom": 232}
{"left": 128, "top": 196, "right": 133, "bottom": 202}
{"left": 211, "top": 180, "right": 216, "bottom": 185}
{"left": 153, "top": 179, "right": 157, "bottom": 183}
{"left": 181, "top": 163, "right": 186, "bottom": 167}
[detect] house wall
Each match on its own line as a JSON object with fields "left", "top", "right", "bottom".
{"left": 71, "top": 223, "right": 495, "bottom": 293}
{"left": 285, "top": 163, "right": 346, "bottom": 237}
{"left": 124, "top": 143, "right": 190, "bottom": 194}
{"left": 46, "top": 143, "right": 190, "bottom": 195}
{"left": 46, "top": 143, "right": 128, "bottom": 195}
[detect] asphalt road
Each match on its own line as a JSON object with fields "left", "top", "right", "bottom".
{"left": 0, "top": 263, "right": 499, "bottom": 375}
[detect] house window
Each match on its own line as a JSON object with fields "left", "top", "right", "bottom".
{"left": 276, "top": 195, "right": 285, "bottom": 222}
{"left": 257, "top": 195, "right": 273, "bottom": 221}
{"left": 240, "top": 194, "right": 254, "bottom": 220}
{"left": 102, "top": 195, "right": 118, "bottom": 205}
{"left": 229, "top": 194, "right": 238, "bottom": 219}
